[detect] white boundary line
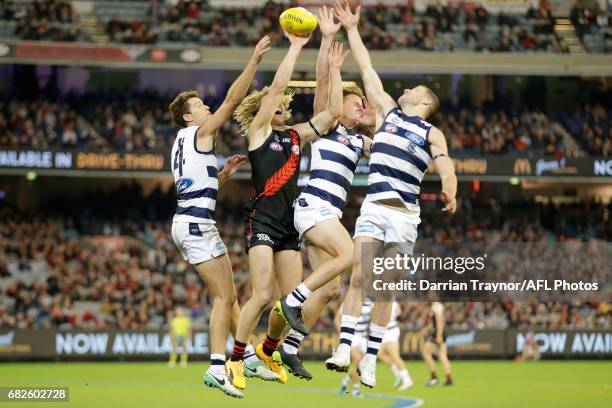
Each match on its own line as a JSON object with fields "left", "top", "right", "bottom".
{"left": 290, "top": 386, "right": 424, "bottom": 407}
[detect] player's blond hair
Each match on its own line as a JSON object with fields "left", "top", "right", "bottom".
{"left": 343, "top": 85, "right": 364, "bottom": 98}
{"left": 233, "top": 87, "right": 294, "bottom": 134}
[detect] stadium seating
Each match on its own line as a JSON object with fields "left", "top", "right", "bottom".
{"left": 571, "top": 0, "right": 612, "bottom": 53}
{"left": 562, "top": 103, "right": 611, "bottom": 156}
{"left": 1, "top": 190, "right": 610, "bottom": 330}
{"left": 0, "top": 89, "right": 595, "bottom": 156}
{"left": 3, "top": 0, "right": 601, "bottom": 53}
{"left": 2, "top": 0, "right": 91, "bottom": 42}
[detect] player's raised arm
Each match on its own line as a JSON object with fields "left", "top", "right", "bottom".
{"left": 247, "top": 32, "right": 310, "bottom": 145}
{"left": 313, "top": 5, "right": 341, "bottom": 115}
{"left": 293, "top": 41, "right": 348, "bottom": 145}
{"left": 197, "top": 36, "right": 270, "bottom": 140}
{"left": 334, "top": 0, "right": 395, "bottom": 124}
{"left": 429, "top": 128, "right": 457, "bottom": 213}
{"left": 358, "top": 97, "right": 375, "bottom": 157}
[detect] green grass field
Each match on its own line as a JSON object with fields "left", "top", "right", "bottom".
{"left": 0, "top": 361, "right": 609, "bottom": 408}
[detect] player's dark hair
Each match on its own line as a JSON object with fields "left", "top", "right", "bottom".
{"left": 169, "top": 90, "right": 200, "bottom": 127}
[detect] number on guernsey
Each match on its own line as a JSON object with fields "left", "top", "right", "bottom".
{"left": 173, "top": 138, "right": 185, "bottom": 176}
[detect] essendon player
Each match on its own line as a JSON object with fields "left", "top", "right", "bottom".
{"left": 421, "top": 302, "right": 453, "bottom": 386}
{"left": 226, "top": 35, "right": 349, "bottom": 393}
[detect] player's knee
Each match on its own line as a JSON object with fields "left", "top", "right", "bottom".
{"left": 216, "top": 289, "right": 237, "bottom": 306}
{"left": 339, "top": 253, "right": 353, "bottom": 273}
{"left": 351, "top": 255, "right": 362, "bottom": 275}
{"left": 253, "top": 287, "right": 275, "bottom": 307}
{"left": 349, "top": 271, "right": 362, "bottom": 290}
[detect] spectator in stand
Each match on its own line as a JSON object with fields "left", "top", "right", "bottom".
{"left": 12, "top": 0, "right": 90, "bottom": 42}
{"left": 435, "top": 108, "right": 566, "bottom": 156}
{"left": 564, "top": 103, "right": 611, "bottom": 156}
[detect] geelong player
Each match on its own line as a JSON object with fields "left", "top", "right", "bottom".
{"left": 274, "top": 6, "right": 374, "bottom": 380}
{"left": 326, "top": 1, "right": 457, "bottom": 388}
{"left": 421, "top": 302, "right": 453, "bottom": 386}
{"left": 377, "top": 301, "right": 413, "bottom": 391}
{"left": 226, "top": 35, "right": 349, "bottom": 391}
{"left": 169, "top": 36, "right": 278, "bottom": 399}
{"left": 338, "top": 300, "right": 413, "bottom": 396}
{"left": 169, "top": 307, "right": 191, "bottom": 368}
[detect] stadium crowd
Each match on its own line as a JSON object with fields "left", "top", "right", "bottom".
{"left": 0, "top": 89, "right": 589, "bottom": 157}
{"left": 1, "top": 186, "right": 610, "bottom": 331}
{"left": 1, "top": 0, "right": 90, "bottom": 42}
{"left": 107, "top": 0, "right": 569, "bottom": 53}
{"left": 438, "top": 108, "right": 567, "bottom": 156}
{"left": 571, "top": 0, "right": 612, "bottom": 52}
{"left": 0, "top": 0, "right": 578, "bottom": 53}
{"left": 562, "top": 102, "right": 611, "bottom": 157}
{"left": 0, "top": 90, "right": 244, "bottom": 155}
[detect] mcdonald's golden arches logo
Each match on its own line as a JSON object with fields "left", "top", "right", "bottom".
{"left": 513, "top": 158, "right": 532, "bottom": 175}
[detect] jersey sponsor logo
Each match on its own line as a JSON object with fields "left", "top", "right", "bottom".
{"left": 298, "top": 198, "right": 308, "bottom": 207}
{"left": 189, "top": 223, "right": 202, "bottom": 236}
{"left": 385, "top": 124, "right": 398, "bottom": 133}
{"left": 175, "top": 178, "right": 194, "bottom": 193}
{"left": 356, "top": 223, "right": 375, "bottom": 233}
{"left": 291, "top": 145, "right": 300, "bottom": 155}
{"left": 320, "top": 207, "right": 332, "bottom": 216}
{"left": 405, "top": 131, "right": 425, "bottom": 146}
{"left": 282, "top": 138, "right": 291, "bottom": 143}
{"left": 214, "top": 241, "right": 226, "bottom": 251}
{"left": 256, "top": 233, "right": 273, "bottom": 243}
{"left": 269, "top": 142, "right": 283, "bottom": 151}
{"left": 336, "top": 135, "right": 350, "bottom": 145}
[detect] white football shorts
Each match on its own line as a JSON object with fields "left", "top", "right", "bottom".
{"left": 171, "top": 222, "right": 227, "bottom": 265}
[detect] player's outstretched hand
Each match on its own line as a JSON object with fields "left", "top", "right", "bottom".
{"left": 333, "top": 0, "right": 361, "bottom": 30}
{"left": 318, "top": 5, "right": 341, "bottom": 36}
{"left": 252, "top": 36, "right": 271, "bottom": 63}
{"left": 440, "top": 192, "right": 457, "bottom": 214}
{"left": 223, "top": 155, "right": 249, "bottom": 178}
{"left": 328, "top": 41, "right": 350, "bottom": 69}
{"left": 284, "top": 31, "right": 312, "bottom": 48}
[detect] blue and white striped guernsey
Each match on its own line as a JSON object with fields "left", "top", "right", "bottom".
{"left": 365, "top": 108, "right": 433, "bottom": 211}
{"left": 301, "top": 123, "right": 364, "bottom": 210}
{"left": 171, "top": 126, "right": 218, "bottom": 224}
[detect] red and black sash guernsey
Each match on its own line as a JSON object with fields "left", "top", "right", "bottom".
{"left": 246, "top": 129, "right": 301, "bottom": 223}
